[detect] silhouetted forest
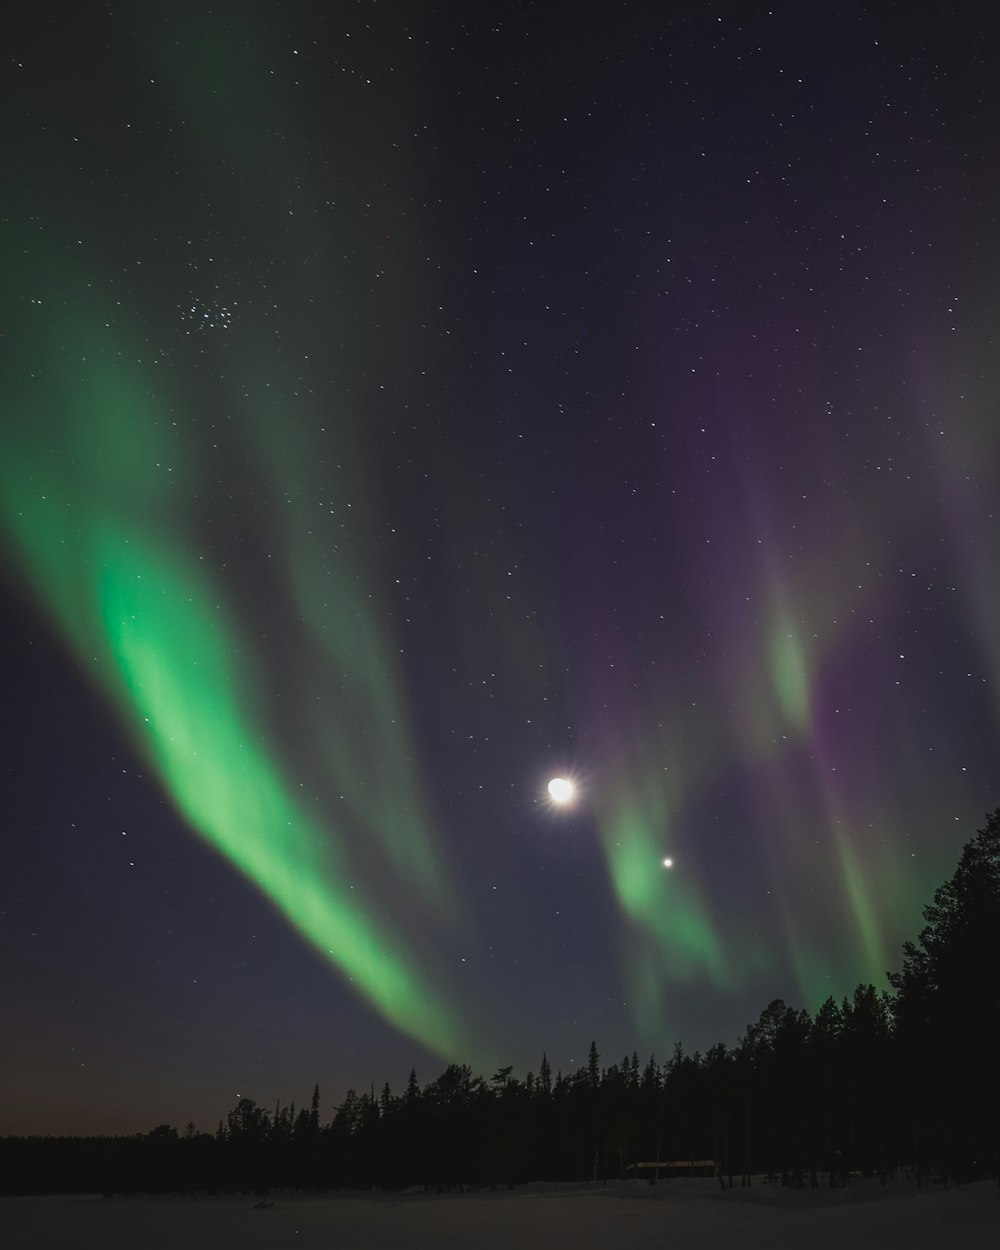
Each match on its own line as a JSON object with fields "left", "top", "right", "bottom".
{"left": 4, "top": 811, "right": 998, "bottom": 1195}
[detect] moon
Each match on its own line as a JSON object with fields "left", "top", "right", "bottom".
{"left": 662, "top": 856, "right": 674, "bottom": 869}
{"left": 547, "top": 777, "right": 575, "bottom": 805}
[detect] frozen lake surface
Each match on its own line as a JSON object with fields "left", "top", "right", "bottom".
{"left": 5, "top": 1178, "right": 997, "bottom": 1248}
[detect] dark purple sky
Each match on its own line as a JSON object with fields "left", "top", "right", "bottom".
{"left": 3, "top": 1, "right": 998, "bottom": 1135}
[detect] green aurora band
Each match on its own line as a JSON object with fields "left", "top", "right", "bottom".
{"left": 6, "top": 4, "right": 986, "bottom": 1064}
{"left": 589, "top": 725, "right": 734, "bottom": 1043}
{"left": 0, "top": 10, "right": 482, "bottom": 1060}
{"left": 1, "top": 231, "right": 468, "bottom": 1060}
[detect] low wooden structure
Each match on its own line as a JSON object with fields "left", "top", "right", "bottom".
{"left": 633, "top": 1159, "right": 717, "bottom": 1178}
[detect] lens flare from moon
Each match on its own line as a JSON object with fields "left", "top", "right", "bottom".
{"left": 547, "top": 777, "right": 575, "bottom": 805}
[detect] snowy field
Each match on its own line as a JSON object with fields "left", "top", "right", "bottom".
{"left": 4, "top": 1178, "right": 997, "bottom": 1249}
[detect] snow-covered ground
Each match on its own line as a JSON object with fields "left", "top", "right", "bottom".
{"left": 4, "top": 1178, "right": 997, "bottom": 1248}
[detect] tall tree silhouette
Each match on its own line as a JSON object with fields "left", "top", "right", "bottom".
{"left": 890, "top": 809, "right": 1000, "bottom": 1181}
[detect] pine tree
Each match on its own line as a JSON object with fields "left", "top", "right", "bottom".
{"left": 309, "top": 1084, "right": 320, "bottom": 1135}
{"left": 405, "top": 1068, "right": 420, "bottom": 1104}
{"left": 890, "top": 809, "right": 1000, "bottom": 1181}
{"left": 587, "top": 1041, "right": 600, "bottom": 1090}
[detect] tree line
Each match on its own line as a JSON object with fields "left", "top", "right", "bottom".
{"left": 4, "top": 810, "right": 998, "bottom": 1195}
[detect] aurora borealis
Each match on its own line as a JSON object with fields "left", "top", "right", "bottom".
{"left": 3, "top": 2, "right": 999, "bottom": 1135}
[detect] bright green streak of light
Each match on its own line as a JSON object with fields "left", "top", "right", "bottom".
{"left": 784, "top": 841, "right": 890, "bottom": 1008}
{"left": 236, "top": 379, "right": 454, "bottom": 908}
{"left": 594, "top": 756, "right": 728, "bottom": 1040}
{"left": 608, "top": 809, "right": 725, "bottom": 978}
{"left": 834, "top": 832, "right": 890, "bottom": 987}
{"left": 0, "top": 254, "right": 465, "bottom": 1059}
{"left": 768, "top": 603, "right": 812, "bottom": 732}
{"left": 102, "top": 539, "right": 448, "bottom": 1035}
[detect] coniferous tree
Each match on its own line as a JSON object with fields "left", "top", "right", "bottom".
{"left": 890, "top": 809, "right": 1000, "bottom": 1181}
{"left": 539, "top": 1052, "right": 552, "bottom": 1096}
{"left": 809, "top": 995, "right": 844, "bottom": 1186}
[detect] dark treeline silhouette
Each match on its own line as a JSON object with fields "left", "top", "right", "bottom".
{"left": 4, "top": 811, "right": 998, "bottom": 1195}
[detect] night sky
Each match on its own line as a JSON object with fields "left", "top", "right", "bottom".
{"left": 3, "top": 2, "right": 999, "bottom": 1137}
